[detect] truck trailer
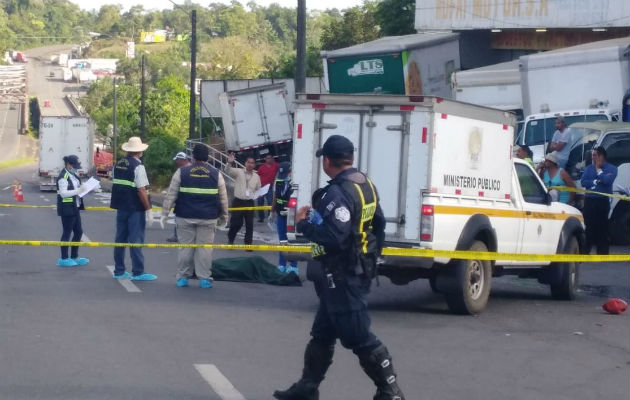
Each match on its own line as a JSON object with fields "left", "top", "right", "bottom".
{"left": 38, "top": 116, "right": 94, "bottom": 191}
{"left": 218, "top": 83, "right": 293, "bottom": 163}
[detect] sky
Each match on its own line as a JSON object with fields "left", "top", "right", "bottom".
{"left": 69, "top": 0, "right": 366, "bottom": 12}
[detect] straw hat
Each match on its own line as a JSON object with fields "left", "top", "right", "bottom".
{"left": 544, "top": 151, "right": 559, "bottom": 165}
{"left": 121, "top": 136, "right": 148, "bottom": 152}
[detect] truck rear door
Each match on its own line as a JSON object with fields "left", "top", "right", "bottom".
{"left": 314, "top": 109, "right": 409, "bottom": 237}
{"left": 66, "top": 118, "right": 92, "bottom": 177}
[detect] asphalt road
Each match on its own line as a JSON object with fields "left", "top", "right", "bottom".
{"left": 1, "top": 164, "right": 629, "bottom": 400}
{"left": 25, "top": 45, "right": 78, "bottom": 117}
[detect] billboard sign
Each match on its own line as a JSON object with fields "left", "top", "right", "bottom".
{"left": 416, "top": 0, "right": 630, "bottom": 30}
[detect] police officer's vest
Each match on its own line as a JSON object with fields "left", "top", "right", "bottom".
{"left": 174, "top": 163, "right": 220, "bottom": 219}
{"left": 312, "top": 170, "right": 379, "bottom": 267}
{"left": 338, "top": 171, "right": 379, "bottom": 258}
{"left": 56, "top": 169, "right": 83, "bottom": 217}
{"left": 273, "top": 177, "right": 292, "bottom": 214}
{"left": 110, "top": 156, "right": 145, "bottom": 211}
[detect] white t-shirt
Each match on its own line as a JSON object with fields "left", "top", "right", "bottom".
{"left": 551, "top": 129, "right": 571, "bottom": 167}
{"left": 133, "top": 162, "right": 149, "bottom": 188}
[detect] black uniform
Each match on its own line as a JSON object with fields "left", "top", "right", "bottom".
{"left": 56, "top": 169, "right": 84, "bottom": 260}
{"left": 274, "top": 167, "right": 404, "bottom": 400}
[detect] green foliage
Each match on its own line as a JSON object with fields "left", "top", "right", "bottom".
{"left": 0, "top": 0, "right": 92, "bottom": 51}
{"left": 374, "top": 0, "right": 415, "bottom": 36}
{"left": 144, "top": 135, "right": 183, "bottom": 187}
{"left": 320, "top": 5, "right": 380, "bottom": 50}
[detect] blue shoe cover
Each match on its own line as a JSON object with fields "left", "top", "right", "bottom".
{"left": 130, "top": 273, "right": 157, "bottom": 281}
{"left": 277, "top": 265, "right": 287, "bottom": 273}
{"left": 74, "top": 257, "right": 89, "bottom": 266}
{"left": 200, "top": 279, "right": 213, "bottom": 288}
{"left": 285, "top": 266, "right": 299, "bottom": 275}
{"left": 57, "top": 258, "right": 78, "bottom": 267}
{"left": 113, "top": 271, "right": 131, "bottom": 279}
{"left": 176, "top": 277, "right": 189, "bottom": 287}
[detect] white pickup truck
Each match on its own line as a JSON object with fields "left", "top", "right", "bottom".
{"left": 286, "top": 94, "right": 585, "bottom": 314}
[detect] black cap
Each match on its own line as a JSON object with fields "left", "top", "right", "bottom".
{"left": 277, "top": 162, "right": 291, "bottom": 179}
{"left": 63, "top": 155, "right": 81, "bottom": 169}
{"left": 315, "top": 135, "right": 354, "bottom": 159}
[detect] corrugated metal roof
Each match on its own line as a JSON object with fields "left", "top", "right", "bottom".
{"left": 321, "top": 32, "right": 459, "bottom": 58}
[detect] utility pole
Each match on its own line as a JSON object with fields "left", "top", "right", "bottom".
{"left": 189, "top": 9, "right": 197, "bottom": 139}
{"left": 140, "top": 54, "right": 146, "bottom": 141}
{"left": 296, "top": 0, "right": 306, "bottom": 94}
{"left": 113, "top": 77, "right": 118, "bottom": 163}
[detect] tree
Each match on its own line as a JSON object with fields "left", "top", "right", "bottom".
{"left": 374, "top": 0, "right": 415, "bottom": 36}
{"left": 320, "top": 6, "right": 380, "bottom": 51}
{"left": 95, "top": 4, "right": 122, "bottom": 35}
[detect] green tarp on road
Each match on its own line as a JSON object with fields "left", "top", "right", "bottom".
{"left": 212, "top": 256, "right": 302, "bottom": 286}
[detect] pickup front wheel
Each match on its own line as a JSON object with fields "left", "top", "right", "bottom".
{"left": 550, "top": 236, "right": 579, "bottom": 300}
{"left": 443, "top": 240, "right": 492, "bottom": 315}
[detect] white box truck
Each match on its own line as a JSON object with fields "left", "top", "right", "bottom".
{"left": 286, "top": 94, "right": 585, "bottom": 314}
{"left": 218, "top": 82, "right": 293, "bottom": 162}
{"left": 38, "top": 116, "right": 94, "bottom": 191}
{"left": 58, "top": 53, "right": 68, "bottom": 66}
{"left": 517, "top": 37, "right": 629, "bottom": 163}
{"left": 452, "top": 60, "right": 522, "bottom": 112}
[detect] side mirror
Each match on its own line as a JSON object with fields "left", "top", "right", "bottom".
{"left": 545, "top": 192, "right": 553, "bottom": 205}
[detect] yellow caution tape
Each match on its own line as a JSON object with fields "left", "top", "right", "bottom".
{"left": 0, "top": 204, "right": 272, "bottom": 212}
{"left": 549, "top": 186, "right": 630, "bottom": 201}
{"left": 0, "top": 240, "right": 627, "bottom": 263}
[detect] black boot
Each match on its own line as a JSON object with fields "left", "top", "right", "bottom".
{"left": 273, "top": 339, "right": 335, "bottom": 400}
{"left": 358, "top": 345, "right": 405, "bottom": 400}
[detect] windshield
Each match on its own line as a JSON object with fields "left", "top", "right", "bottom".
{"left": 523, "top": 114, "right": 609, "bottom": 146}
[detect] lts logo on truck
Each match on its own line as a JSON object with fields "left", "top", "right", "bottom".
{"left": 347, "top": 59, "right": 384, "bottom": 77}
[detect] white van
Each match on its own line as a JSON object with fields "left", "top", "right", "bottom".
{"left": 286, "top": 94, "right": 585, "bottom": 314}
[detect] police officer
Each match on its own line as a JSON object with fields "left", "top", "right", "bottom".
{"left": 160, "top": 144, "right": 229, "bottom": 288}
{"left": 56, "top": 155, "right": 89, "bottom": 267}
{"left": 273, "top": 135, "right": 405, "bottom": 400}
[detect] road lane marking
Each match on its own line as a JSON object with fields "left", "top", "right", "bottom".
{"left": 194, "top": 364, "right": 247, "bottom": 400}
{"left": 105, "top": 265, "right": 141, "bottom": 293}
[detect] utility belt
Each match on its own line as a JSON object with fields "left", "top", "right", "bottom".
{"left": 317, "top": 250, "right": 377, "bottom": 289}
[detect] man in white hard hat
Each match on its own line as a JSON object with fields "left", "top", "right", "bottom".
{"left": 109, "top": 136, "right": 157, "bottom": 281}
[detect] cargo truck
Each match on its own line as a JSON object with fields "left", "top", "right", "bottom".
{"left": 516, "top": 37, "right": 629, "bottom": 163}
{"left": 218, "top": 83, "right": 293, "bottom": 163}
{"left": 38, "top": 116, "right": 94, "bottom": 191}
{"left": 285, "top": 94, "right": 585, "bottom": 315}
{"left": 321, "top": 32, "right": 459, "bottom": 98}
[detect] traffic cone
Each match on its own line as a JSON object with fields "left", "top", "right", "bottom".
{"left": 16, "top": 182, "right": 24, "bottom": 202}
{"left": 12, "top": 180, "right": 18, "bottom": 199}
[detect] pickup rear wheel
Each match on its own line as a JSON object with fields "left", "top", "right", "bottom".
{"left": 550, "top": 236, "right": 579, "bottom": 300}
{"left": 444, "top": 241, "right": 492, "bottom": 315}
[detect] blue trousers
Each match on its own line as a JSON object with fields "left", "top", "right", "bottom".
{"left": 113, "top": 210, "right": 146, "bottom": 276}
{"left": 276, "top": 214, "right": 297, "bottom": 268}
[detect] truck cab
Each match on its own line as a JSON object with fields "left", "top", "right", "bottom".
{"left": 516, "top": 106, "right": 616, "bottom": 165}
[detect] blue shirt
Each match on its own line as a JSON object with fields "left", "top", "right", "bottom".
{"left": 580, "top": 162, "right": 617, "bottom": 198}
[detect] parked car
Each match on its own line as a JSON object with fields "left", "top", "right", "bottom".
{"left": 565, "top": 121, "right": 630, "bottom": 244}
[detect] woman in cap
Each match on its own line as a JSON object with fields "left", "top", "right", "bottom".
{"left": 537, "top": 151, "right": 576, "bottom": 204}
{"left": 272, "top": 162, "right": 298, "bottom": 274}
{"left": 56, "top": 155, "right": 89, "bottom": 267}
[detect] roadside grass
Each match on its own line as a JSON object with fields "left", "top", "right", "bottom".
{"left": 0, "top": 158, "right": 36, "bottom": 171}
